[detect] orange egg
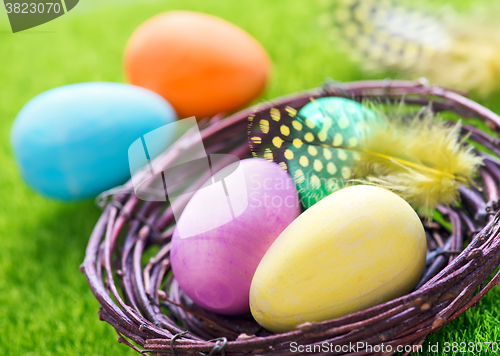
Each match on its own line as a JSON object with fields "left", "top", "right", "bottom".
{"left": 124, "top": 11, "right": 271, "bottom": 119}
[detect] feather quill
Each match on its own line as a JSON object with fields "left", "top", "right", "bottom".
{"left": 248, "top": 97, "right": 483, "bottom": 214}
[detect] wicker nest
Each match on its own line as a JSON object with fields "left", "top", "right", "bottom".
{"left": 81, "top": 80, "right": 500, "bottom": 356}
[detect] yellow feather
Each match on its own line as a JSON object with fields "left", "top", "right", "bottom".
{"left": 353, "top": 108, "right": 483, "bottom": 213}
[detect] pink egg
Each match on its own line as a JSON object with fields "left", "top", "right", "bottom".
{"left": 170, "top": 158, "right": 300, "bottom": 315}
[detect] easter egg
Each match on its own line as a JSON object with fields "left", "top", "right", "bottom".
{"left": 11, "top": 82, "right": 177, "bottom": 200}
{"left": 250, "top": 185, "right": 426, "bottom": 332}
{"left": 290, "top": 97, "right": 380, "bottom": 208}
{"left": 124, "top": 11, "right": 271, "bottom": 119}
{"left": 170, "top": 158, "right": 300, "bottom": 315}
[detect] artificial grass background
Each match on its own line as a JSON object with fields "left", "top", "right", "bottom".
{"left": 1, "top": 0, "right": 500, "bottom": 355}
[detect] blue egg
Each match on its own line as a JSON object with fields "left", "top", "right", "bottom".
{"left": 11, "top": 82, "right": 177, "bottom": 200}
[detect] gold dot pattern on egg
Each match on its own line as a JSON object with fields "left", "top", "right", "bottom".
{"left": 305, "top": 118, "right": 316, "bottom": 129}
{"left": 299, "top": 156, "right": 309, "bottom": 167}
{"left": 317, "top": 118, "right": 332, "bottom": 142}
{"left": 314, "top": 159, "right": 323, "bottom": 172}
{"left": 270, "top": 108, "right": 280, "bottom": 122}
{"left": 260, "top": 119, "right": 269, "bottom": 134}
{"left": 293, "top": 138, "right": 303, "bottom": 149}
{"left": 295, "top": 169, "right": 305, "bottom": 183}
{"left": 292, "top": 120, "right": 303, "bottom": 131}
{"left": 310, "top": 174, "right": 321, "bottom": 189}
{"left": 272, "top": 136, "right": 284, "bottom": 148}
{"left": 318, "top": 131, "right": 327, "bottom": 142}
{"left": 327, "top": 162, "right": 337, "bottom": 175}
{"left": 280, "top": 125, "right": 290, "bottom": 136}
{"left": 327, "top": 177, "right": 338, "bottom": 190}
{"left": 323, "top": 148, "right": 332, "bottom": 160}
{"left": 304, "top": 133, "right": 314, "bottom": 142}
{"left": 342, "top": 166, "right": 352, "bottom": 179}
{"left": 333, "top": 133, "right": 343, "bottom": 147}
{"left": 308, "top": 146, "right": 318, "bottom": 156}
{"left": 338, "top": 149, "right": 348, "bottom": 161}
{"left": 338, "top": 115, "right": 349, "bottom": 129}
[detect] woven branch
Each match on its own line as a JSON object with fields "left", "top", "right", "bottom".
{"left": 81, "top": 80, "right": 500, "bottom": 356}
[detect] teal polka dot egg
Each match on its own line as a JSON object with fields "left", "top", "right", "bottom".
{"left": 11, "top": 82, "right": 177, "bottom": 200}
{"left": 287, "top": 97, "right": 379, "bottom": 208}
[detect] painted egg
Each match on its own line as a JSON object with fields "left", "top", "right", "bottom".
{"left": 292, "top": 97, "right": 379, "bottom": 208}
{"left": 124, "top": 10, "right": 271, "bottom": 119}
{"left": 250, "top": 185, "right": 426, "bottom": 333}
{"left": 11, "top": 82, "right": 177, "bottom": 200}
{"left": 170, "top": 158, "right": 300, "bottom": 315}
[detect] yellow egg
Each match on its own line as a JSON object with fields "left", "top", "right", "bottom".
{"left": 249, "top": 185, "right": 426, "bottom": 333}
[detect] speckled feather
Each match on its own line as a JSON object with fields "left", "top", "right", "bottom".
{"left": 325, "top": 0, "right": 500, "bottom": 96}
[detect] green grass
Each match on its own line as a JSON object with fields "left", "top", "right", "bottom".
{"left": 1, "top": 0, "right": 500, "bottom": 355}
